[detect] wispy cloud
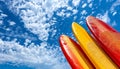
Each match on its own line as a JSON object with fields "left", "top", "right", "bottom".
{"left": 0, "top": 0, "right": 73, "bottom": 69}
{"left": 1, "top": 0, "right": 120, "bottom": 69}
{"left": 0, "top": 39, "right": 70, "bottom": 69}
{"left": 6, "top": 0, "right": 76, "bottom": 41}
{"left": 96, "top": 11, "right": 110, "bottom": 23}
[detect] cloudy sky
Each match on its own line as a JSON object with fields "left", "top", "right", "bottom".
{"left": 0, "top": 0, "right": 120, "bottom": 69}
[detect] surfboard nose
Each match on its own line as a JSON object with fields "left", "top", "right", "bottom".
{"left": 86, "top": 16, "right": 95, "bottom": 23}
{"left": 86, "top": 16, "right": 117, "bottom": 34}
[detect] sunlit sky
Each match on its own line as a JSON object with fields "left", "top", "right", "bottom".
{"left": 0, "top": 0, "right": 120, "bottom": 69}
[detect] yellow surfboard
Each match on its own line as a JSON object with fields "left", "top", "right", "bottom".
{"left": 72, "top": 22, "right": 118, "bottom": 69}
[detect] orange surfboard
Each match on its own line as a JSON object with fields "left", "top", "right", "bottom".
{"left": 59, "top": 35, "right": 94, "bottom": 69}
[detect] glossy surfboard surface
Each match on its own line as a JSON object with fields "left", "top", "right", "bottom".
{"left": 59, "top": 35, "right": 94, "bottom": 69}
{"left": 72, "top": 22, "right": 118, "bottom": 69}
{"left": 86, "top": 16, "right": 120, "bottom": 67}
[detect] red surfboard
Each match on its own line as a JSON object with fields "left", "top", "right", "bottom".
{"left": 86, "top": 16, "right": 120, "bottom": 67}
{"left": 59, "top": 35, "right": 94, "bottom": 69}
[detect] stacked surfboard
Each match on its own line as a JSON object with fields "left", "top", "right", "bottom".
{"left": 59, "top": 16, "right": 120, "bottom": 69}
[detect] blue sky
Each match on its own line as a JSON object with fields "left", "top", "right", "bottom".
{"left": 0, "top": 0, "right": 120, "bottom": 69}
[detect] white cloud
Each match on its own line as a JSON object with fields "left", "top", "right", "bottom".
{"left": 81, "top": 10, "right": 87, "bottom": 15}
{"left": 0, "top": 20, "right": 3, "bottom": 25}
{"left": 6, "top": 0, "right": 76, "bottom": 41}
{"left": 0, "top": 13, "right": 7, "bottom": 20}
{"left": 82, "top": 3, "right": 87, "bottom": 8}
{"left": 9, "top": 21, "right": 16, "bottom": 26}
{"left": 110, "top": 0, "right": 120, "bottom": 12}
{"left": 0, "top": 0, "right": 73, "bottom": 69}
{"left": 72, "top": 0, "right": 81, "bottom": 6}
{"left": 1, "top": 13, "right": 8, "bottom": 18}
{"left": 0, "top": 39, "right": 70, "bottom": 69}
{"left": 89, "top": 3, "right": 92, "bottom": 8}
{"left": 110, "top": 0, "right": 120, "bottom": 17}
{"left": 96, "top": 0, "right": 120, "bottom": 27}
{"left": 0, "top": 10, "right": 7, "bottom": 25}
{"left": 112, "top": 11, "right": 117, "bottom": 16}
{"left": 111, "top": 21, "right": 117, "bottom": 27}
{"left": 96, "top": 11, "right": 110, "bottom": 23}
{"left": 72, "top": 9, "right": 78, "bottom": 15}
{"left": 87, "top": 0, "right": 92, "bottom": 3}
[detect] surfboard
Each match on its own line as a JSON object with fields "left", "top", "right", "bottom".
{"left": 72, "top": 22, "right": 118, "bottom": 69}
{"left": 86, "top": 16, "right": 120, "bottom": 67}
{"left": 59, "top": 35, "right": 94, "bottom": 69}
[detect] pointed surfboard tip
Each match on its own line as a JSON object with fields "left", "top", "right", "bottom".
{"left": 86, "top": 16, "right": 96, "bottom": 27}
{"left": 72, "top": 22, "right": 83, "bottom": 31}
